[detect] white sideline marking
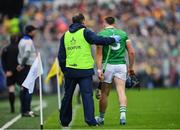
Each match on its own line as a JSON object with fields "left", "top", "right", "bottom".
{"left": 34, "top": 101, "right": 47, "bottom": 111}
{"left": 0, "top": 114, "right": 21, "bottom": 130}
{"left": 0, "top": 101, "right": 47, "bottom": 130}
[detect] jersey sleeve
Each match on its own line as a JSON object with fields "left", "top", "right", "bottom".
{"left": 84, "top": 28, "right": 115, "bottom": 45}
{"left": 97, "top": 31, "right": 104, "bottom": 36}
{"left": 125, "top": 32, "right": 130, "bottom": 43}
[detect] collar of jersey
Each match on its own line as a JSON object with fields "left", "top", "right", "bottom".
{"left": 105, "top": 26, "right": 115, "bottom": 29}
{"left": 23, "top": 35, "right": 32, "bottom": 40}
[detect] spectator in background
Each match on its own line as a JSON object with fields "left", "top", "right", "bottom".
{"left": 0, "top": 64, "right": 6, "bottom": 91}
{"left": 0, "top": 0, "right": 180, "bottom": 90}
{"left": 1, "top": 34, "right": 21, "bottom": 113}
{"left": 16, "top": 25, "right": 37, "bottom": 117}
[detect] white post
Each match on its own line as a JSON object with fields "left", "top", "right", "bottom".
{"left": 56, "top": 71, "right": 61, "bottom": 111}
{"left": 39, "top": 74, "right": 43, "bottom": 129}
{"left": 38, "top": 53, "right": 43, "bottom": 130}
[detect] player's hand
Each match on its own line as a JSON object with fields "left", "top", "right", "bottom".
{"left": 16, "top": 65, "right": 24, "bottom": 72}
{"left": 6, "top": 71, "right": 13, "bottom": 77}
{"left": 126, "top": 69, "right": 141, "bottom": 89}
{"left": 97, "top": 69, "right": 104, "bottom": 81}
{"left": 112, "top": 35, "right": 121, "bottom": 43}
{"left": 128, "top": 69, "right": 135, "bottom": 75}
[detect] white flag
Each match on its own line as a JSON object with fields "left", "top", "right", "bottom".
{"left": 22, "top": 53, "right": 43, "bottom": 94}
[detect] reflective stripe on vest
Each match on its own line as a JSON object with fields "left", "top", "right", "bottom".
{"left": 64, "top": 28, "right": 94, "bottom": 69}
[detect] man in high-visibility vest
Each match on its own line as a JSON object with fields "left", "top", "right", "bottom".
{"left": 58, "top": 13, "right": 120, "bottom": 127}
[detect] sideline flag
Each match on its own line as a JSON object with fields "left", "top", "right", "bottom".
{"left": 22, "top": 53, "right": 43, "bottom": 94}
{"left": 45, "top": 58, "right": 63, "bottom": 85}
{"left": 45, "top": 58, "right": 63, "bottom": 110}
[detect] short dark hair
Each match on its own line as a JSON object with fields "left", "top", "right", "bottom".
{"left": 105, "top": 16, "right": 115, "bottom": 25}
{"left": 72, "top": 13, "right": 85, "bottom": 24}
{"left": 25, "top": 25, "right": 37, "bottom": 34}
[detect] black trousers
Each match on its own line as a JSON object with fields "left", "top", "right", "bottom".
{"left": 60, "top": 76, "right": 97, "bottom": 126}
{"left": 21, "top": 87, "right": 32, "bottom": 113}
{"left": 17, "top": 65, "right": 32, "bottom": 113}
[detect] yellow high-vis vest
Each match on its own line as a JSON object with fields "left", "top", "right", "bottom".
{"left": 64, "top": 28, "right": 94, "bottom": 69}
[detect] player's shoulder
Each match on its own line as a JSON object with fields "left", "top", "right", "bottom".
{"left": 2, "top": 45, "right": 8, "bottom": 52}
{"left": 115, "top": 28, "right": 127, "bottom": 35}
{"left": 2, "top": 43, "right": 12, "bottom": 51}
{"left": 20, "top": 36, "right": 33, "bottom": 44}
{"left": 98, "top": 29, "right": 107, "bottom": 35}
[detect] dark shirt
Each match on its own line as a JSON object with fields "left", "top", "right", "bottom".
{"left": 1, "top": 42, "right": 19, "bottom": 72}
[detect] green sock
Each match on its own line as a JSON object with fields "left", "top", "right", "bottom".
{"left": 120, "top": 106, "right": 126, "bottom": 119}
{"left": 100, "top": 112, "right": 105, "bottom": 119}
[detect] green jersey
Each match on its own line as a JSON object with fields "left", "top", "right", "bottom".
{"left": 98, "top": 27, "right": 128, "bottom": 64}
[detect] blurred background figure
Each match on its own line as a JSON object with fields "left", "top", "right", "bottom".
{"left": 1, "top": 34, "right": 21, "bottom": 113}
{"left": 0, "top": 64, "right": 6, "bottom": 92}
{"left": 17, "top": 25, "right": 37, "bottom": 117}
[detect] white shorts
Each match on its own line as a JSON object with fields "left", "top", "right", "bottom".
{"left": 103, "top": 64, "right": 127, "bottom": 83}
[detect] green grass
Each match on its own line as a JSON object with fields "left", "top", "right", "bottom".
{"left": 0, "top": 94, "right": 60, "bottom": 129}
{"left": 0, "top": 99, "right": 20, "bottom": 127}
{"left": 71, "top": 89, "right": 180, "bottom": 129}
{"left": 0, "top": 89, "right": 180, "bottom": 129}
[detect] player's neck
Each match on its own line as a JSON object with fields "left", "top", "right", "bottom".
{"left": 105, "top": 25, "right": 115, "bottom": 29}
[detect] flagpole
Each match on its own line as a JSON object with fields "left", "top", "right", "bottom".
{"left": 56, "top": 73, "right": 61, "bottom": 111}
{"left": 38, "top": 53, "right": 43, "bottom": 130}
{"left": 39, "top": 74, "right": 43, "bottom": 130}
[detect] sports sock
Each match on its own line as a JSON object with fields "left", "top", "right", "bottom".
{"left": 120, "top": 106, "right": 126, "bottom": 119}
{"left": 9, "top": 92, "right": 15, "bottom": 113}
{"left": 99, "top": 112, "right": 105, "bottom": 119}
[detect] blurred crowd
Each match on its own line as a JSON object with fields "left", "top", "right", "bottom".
{"left": 0, "top": 0, "right": 179, "bottom": 89}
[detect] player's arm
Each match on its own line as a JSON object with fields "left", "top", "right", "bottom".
{"left": 84, "top": 29, "right": 120, "bottom": 45}
{"left": 1, "top": 48, "right": 8, "bottom": 72}
{"left": 95, "top": 45, "right": 103, "bottom": 99}
{"left": 17, "top": 40, "right": 31, "bottom": 71}
{"left": 96, "top": 45, "right": 103, "bottom": 80}
{"left": 21, "top": 40, "right": 33, "bottom": 66}
{"left": 126, "top": 39, "right": 141, "bottom": 89}
{"left": 58, "top": 34, "right": 67, "bottom": 73}
{"left": 126, "top": 39, "right": 135, "bottom": 73}
{"left": 1, "top": 48, "right": 13, "bottom": 77}
{"left": 96, "top": 45, "right": 102, "bottom": 70}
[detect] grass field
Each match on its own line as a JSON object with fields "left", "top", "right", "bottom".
{"left": 0, "top": 88, "right": 180, "bottom": 129}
